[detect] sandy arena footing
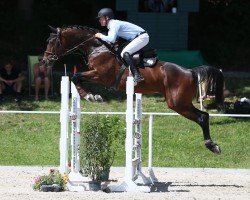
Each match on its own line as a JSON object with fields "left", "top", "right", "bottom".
{"left": 0, "top": 166, "right": 249, "bottom": 200}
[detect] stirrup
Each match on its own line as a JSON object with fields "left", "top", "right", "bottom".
{"left": 134, "top": 75, "right": 144, "bottom": 83}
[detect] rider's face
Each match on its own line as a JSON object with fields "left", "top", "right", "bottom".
{"left": 99, "top": 16, "right": 108, "bottom": 26}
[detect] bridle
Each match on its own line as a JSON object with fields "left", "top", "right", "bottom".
{"left": 44, "top": 33, "right": 96, "bottom": 64}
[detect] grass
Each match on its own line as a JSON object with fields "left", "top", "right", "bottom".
{"left": 0, "top": 88, "right": 249, "bottom": 169}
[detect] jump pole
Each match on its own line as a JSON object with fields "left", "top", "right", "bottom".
{"left": 59, "top": 76, "right": 70, "bottom": 174}
{"left": 109, "top": 76, "right": 154, "bottom": 192}
{"left": 59, "top": 76, "right": 90, "bottom": 191}
{"left": 198, "top": 74, "right": 203, "bottom": 110}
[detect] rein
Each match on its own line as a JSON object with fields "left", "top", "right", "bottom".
{"left": 62, "top": 36, "right": 95, "bottom": 56}
{"left": 46, "top": 35, "right": 95, "bottom": 60}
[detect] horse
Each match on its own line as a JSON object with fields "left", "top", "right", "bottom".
{"left": 42, "top": 25, "right": 221, "bottom": 154}
{"left": 192, "top": 65, "right": 225, "bottom": 110}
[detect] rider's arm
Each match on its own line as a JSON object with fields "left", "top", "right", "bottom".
{"left": 99, "top": 21, "right": 119, "bottom": 43}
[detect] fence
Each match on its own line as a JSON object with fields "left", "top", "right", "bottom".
{"left": 1, "top": 110, "right": 249, "bottom": 166}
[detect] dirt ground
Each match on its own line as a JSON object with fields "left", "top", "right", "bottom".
{"left": 0, "top": 166, "right": 249, "bottom": 200}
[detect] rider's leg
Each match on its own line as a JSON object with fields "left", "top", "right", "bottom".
{"left": 121, "top": 33, "right": 149, "bottom": 83}
{"left": 123, "top": 52, "right": 144, "bottom": 83}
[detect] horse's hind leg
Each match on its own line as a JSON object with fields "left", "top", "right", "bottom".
{"left": 192, "top": 106, "right": 221, "bottom": 154}
{"left": 169, "top": 103, "right": 221, "bottom": 154}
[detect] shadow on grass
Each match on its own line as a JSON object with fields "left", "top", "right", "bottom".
{"left": 210, "top": 118, "right": 250, "bottom": 125}
{"left": 0, "top": 95, "right": 61, "bottom": 111}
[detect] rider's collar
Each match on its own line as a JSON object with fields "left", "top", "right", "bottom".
{"left": 107, "top": 19, "right": 113, "bottom": 29}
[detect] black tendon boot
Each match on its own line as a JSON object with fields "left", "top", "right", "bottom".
{"left": 123, "top": 52, "right": 144, "bottom": 83}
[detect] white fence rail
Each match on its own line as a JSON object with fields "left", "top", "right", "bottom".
{"left": 1, "top": 110, "right": 250, "bottom": 118}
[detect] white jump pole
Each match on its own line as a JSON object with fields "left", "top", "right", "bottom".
{"left": 109, "top": 76, "right": 151, "bottom": 192}
{"left": 70, "top": 82, "right": 81, "bottom": 173}
{"left": 59, "top": 76, "right": 70, "bottom": 174}
{"left": 134, "top": 93, "right": 152, "bottom": 185}
{"left": 198, "top": 74, "right": 203, "bottom": 110}
{"left": 59, "top": 76, "right": 90, "bottom": 191}
{"left": 148, "top": 114, "right": 158, "bottom": 183}
{"left": 125, "top": 76, "right": 135, "bottom": 182}
{"left": 67, "top": 81, "right": 90, "bottom": 192}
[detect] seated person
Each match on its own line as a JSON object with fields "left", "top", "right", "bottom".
{"left": 138, "top": 0, "right": 150, "bottom": 12}
{"left": 33, "top": 56, "right": 51, "bottom": 101}
{"left": 148, "top": 0, "right": 177, "bottom": 13}
{"left": 0, "top": 60, "right": 24, "bottom": 102}
{"left": 148, "top": 0, "right": 167, "bottom": 12}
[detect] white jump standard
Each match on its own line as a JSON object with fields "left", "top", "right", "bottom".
{"left": 59, "top": 75, "right": 157, "bottom": 192}
{"left": 109, "top": 76, "right": 157, "bottom": 192}
{"left": 59, "top": 76, "right": 90, "bottom": 191}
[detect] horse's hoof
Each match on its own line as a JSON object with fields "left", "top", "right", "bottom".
{"left": 84, "top": 93, "right": 95, "bottom": 102}
{"left": 205, "top": 141, "right": 221, "bottom": 154}
{"left": 94, "top": 94, "right": 103, "bottom": 103}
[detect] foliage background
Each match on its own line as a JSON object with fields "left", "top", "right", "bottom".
{"left": 0, "top": 0, "right": 250, "bottom": 70}
{"left": 189, "top": 0, "right": 250, "bottom": 70}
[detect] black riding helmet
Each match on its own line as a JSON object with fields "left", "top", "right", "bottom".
{"left": 96, "top": 8, "right": 114, "bottom": 19}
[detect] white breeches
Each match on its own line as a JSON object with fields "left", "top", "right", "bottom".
{"left": 121, "top": 33, "right": 149, "bottom": 57}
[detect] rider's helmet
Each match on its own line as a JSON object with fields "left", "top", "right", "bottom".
{"left": 96, "top": 8, "right": 114, "bottom": 19}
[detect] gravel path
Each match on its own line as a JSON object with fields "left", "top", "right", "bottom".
{"left": 0, "top": 166, "right": 249, "bottom": 200}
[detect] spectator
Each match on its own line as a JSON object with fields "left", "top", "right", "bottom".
{"left": 147, "top": 0, "right": 177, "bottom": 13}
{"left": 166, "top": 0, "right": 177, "bottom": 13}
{"left": 148, "top": 0, "right": 167, "bottom": 12}
{"left": 138, "top": 0, "right": 150, "bottom": 12}
{"left": 0, "top": 60, "right": 24, "bottom": 102}
{"left": 33, "top": 56, "right": 51, "bottom": 101}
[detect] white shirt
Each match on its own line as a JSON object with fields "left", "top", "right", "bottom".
{"left": 100, "top": 19, "right": 145, "bottom": 43}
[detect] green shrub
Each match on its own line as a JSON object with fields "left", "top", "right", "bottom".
{"left": 80, "top": 115, "right": 124, "bottom": 181}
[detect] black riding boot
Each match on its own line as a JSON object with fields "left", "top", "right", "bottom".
{"left": 123, "top": 52, "right": 144, "bottom": 83}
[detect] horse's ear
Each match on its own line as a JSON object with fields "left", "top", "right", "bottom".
{"left": 48, "top": 25, "right": 57, "bottom": 33}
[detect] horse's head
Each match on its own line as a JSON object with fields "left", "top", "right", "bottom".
{"left": 43, "top": 25, "right": 102, "bottom": 67}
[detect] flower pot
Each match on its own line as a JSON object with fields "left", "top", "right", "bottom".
{"left": 40, "top": 184, "right": 62, "bottom": 192}
{"left": 88, "top": 181, "right": 101, "bottom": 191}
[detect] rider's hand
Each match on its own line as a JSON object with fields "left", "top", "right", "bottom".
{"left": 95, "top": 33, "right": 103, "bottom": 38}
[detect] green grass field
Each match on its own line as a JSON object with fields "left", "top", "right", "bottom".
{"left": 0, "top": 90, "right": 249, "bottom": 168}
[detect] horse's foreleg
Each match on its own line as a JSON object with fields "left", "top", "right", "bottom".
{"left": 169, "top": 103, "right": 221, "bottom": 154}
{"left": 72, "top": 70, "right": 103, "bottom": 102}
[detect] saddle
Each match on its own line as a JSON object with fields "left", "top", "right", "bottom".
{"left": 132, "top": 48, "right": 158, "bottom": 68}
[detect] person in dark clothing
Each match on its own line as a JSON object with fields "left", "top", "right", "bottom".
{"left": 0, "top": 60, "right": 24, "bottom": 102}
{"left": 33, "top": 56, "right": 51, "bottom": 101}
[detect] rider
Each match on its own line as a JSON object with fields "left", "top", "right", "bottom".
{"left": 95, "top": 8, "right": 149, "bottom": 83}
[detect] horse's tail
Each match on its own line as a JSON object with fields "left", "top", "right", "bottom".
{"left": 191, "top": 65, "right": 224, "bottom": 105}
{"left": 214, "top": 69, "right": 225, "bottom": 105}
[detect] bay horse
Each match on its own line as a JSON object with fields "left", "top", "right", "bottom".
{"left": 42, "top": 25, "right": 221, "bottom": 154}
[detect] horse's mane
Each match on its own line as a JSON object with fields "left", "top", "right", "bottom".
{"left": 62, "top": 25, "right": 99, "bottom": 34}
{"left": 47, "top": 25, "right": 99, "bottom": 43}
{"left": 47, "top": 33, "right": 57, "bottom": 42}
